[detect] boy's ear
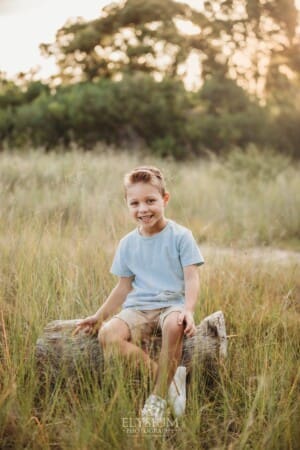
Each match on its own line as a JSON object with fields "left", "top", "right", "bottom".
{"left": 163, "top": 192, "right": 170, "bottom": 205}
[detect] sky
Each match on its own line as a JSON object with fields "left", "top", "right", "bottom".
{"left": 0, "top": 0, "right": 112, "bottom": 78}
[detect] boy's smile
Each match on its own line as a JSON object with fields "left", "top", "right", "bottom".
{"left": 126, "top": 182, "right": 170, "bottom": 236}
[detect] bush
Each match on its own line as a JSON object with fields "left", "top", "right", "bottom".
{"left": 186, "top": 76, "right": 270, "bottom": 154}
{"left": 0, "top": 72, "right": 299, "bottom": 159}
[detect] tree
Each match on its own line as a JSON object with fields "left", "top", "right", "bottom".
{"left": 201, "top": 0, "right": 300, "bottom": 97}
{"left": 40, "top": 0, "right": 223, "bottom": 85}
{"left": 186, "top": 75, "right": 270, "bottom": 153}
{"left": 41, "top": 0, "right": 300, "bottom": 98}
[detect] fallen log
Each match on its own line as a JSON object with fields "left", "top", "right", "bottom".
{"left": 35, "top": 311, "right": 227, "bottom": 388}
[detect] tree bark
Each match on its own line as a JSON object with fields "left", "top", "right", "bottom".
{"left": 35, "top": 311, "right": 227, "bottom": 387}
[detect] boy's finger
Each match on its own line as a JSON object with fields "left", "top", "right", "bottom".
{"left": 177, "top": 313, "right": 185, "bottom": 325}
{"left": 184, "top": 322, "right": 191, "bottom": 333}
{"left": 72, "top": 325, "right": 82, "bottom": 336}
{"left": 72, "top": 321, "right": 89, "bottom": 336}
{"left": 186, "top": 326, "right": 196, "bottom": 337}
{"left": 184, "top": 323, "right": 196, "bottom": 336}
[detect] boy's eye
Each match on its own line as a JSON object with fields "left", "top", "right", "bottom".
{"left": 147, "top": 199, "right": 155, "bottom": 203}
{"left": 130, "top": 202, "right": 138, "bottom": 206}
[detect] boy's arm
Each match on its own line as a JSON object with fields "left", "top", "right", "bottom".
{"left": 183, "top": 265, "right": 200, "bottom": 313}
{"left": 94, "top": 276, "right": 133, "bottom": 322}
{"left": 74, "top": 276, "right": 133, "bottom": 334}
{"left": 178, "top": 265, "right": 200, "bottom": 337}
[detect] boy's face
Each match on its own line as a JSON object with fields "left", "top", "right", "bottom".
{"left": 126, "top": 182, "right": 169, "bottom": 236}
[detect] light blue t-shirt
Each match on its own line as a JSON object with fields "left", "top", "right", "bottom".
{"left": 110, "top": 220, "right": 204, "bottom": 310}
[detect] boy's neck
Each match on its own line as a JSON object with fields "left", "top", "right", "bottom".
{"left": 138, "top": 218, "right": 169, "bottom": 237}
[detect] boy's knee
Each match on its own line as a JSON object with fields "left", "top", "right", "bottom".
{"left": 162, "top": 313, "right": 184, "bottom": 336}
{"left": 98, "top": 321, "right": 130, "bottom": 348}
{"left": 98, "top": 327, "right": 119, "bottom": 348}
{"left": 98, "top": 327, "right": 109, "bottom": 347}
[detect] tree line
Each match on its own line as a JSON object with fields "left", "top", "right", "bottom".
{"left": 1, "top": 0, "right": 300, "bottom": 158}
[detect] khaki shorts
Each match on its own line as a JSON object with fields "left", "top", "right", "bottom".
{"left": 112, "top": 306, "right": 184, "bottom": 344}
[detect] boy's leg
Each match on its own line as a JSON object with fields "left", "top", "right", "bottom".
{"left": 152, "top": 311, "right": 184, "bottom": 399}
{"left": 98, "top": 317, "right": 158, "bottom": 378}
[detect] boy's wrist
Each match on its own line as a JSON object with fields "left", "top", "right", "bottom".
{"left": 184, "top": 308, "right": 195, "bottom": 315}
{"left": 94, "top": 311, "right": 103, "bottom": 322}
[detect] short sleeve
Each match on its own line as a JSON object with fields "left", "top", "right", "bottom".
{"left": 110, "top": 240, "right": 134, "bottom": 277}
{"left": 179, "top": 230, "right": 205, "bottom": 267}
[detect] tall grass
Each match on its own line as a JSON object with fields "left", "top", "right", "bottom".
{"left": 1, "top": 146, "right": 299, "bottom": 247}
{"left": 0, "top": 148, "right": 299, "bottom": 449}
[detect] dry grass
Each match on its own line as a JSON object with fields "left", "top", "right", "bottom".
{"left": 0, "top": 148, "right": 299, "bottom": 449}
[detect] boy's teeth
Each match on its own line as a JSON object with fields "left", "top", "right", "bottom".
{"left": 140, "top": 216, "right": 152, "bottom": 221}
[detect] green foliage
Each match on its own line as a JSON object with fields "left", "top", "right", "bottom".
{"left": 151, "top": 135, "right": 185, "bottom": 159}
{"left": 23, "top": 81, "right": 50, "bottom": 103}
{"left": 0, "top": 79, "right": 49, "bottom": 108}
{"left": 200, "top": 76, "right": 251, "bottom": 114}
{"left": 0, "top": 75, "right": 191, "bottom": 151}
{"left": 186, "top": 76, "right": 270, "bottom": 153}
{"left": 271, "top": 108, "right": 300, "bottom": 158}
{"left": 0, "top": 79, "right": 24, "bottom": 108}
{"left": 13, "top": 93, "right": 68, "bottom": 148}
{"left": 1, "top": 72, "right": 300, "bottom": 158}
{"left": 0, "top": 107, "right": 14, "bottom": 145}
{"left": 0, "top": 79, "right": 51, "bottom": 149}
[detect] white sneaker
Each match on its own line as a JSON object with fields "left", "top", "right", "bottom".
{"left": 168, "top": 366, "right": 187, "bottom": 417}
{"left": 141, "top": 394, "right": 167, "bottom": 426}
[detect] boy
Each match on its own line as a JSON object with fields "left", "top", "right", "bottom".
{"left": 75, "top": 166, "right": 204, "bottom": 422}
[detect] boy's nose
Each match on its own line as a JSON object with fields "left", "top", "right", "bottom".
{"left": 138, "top": 202, "right": 148, "bottom": 212}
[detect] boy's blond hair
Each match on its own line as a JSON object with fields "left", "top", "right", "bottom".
{"left": 124, "top": 166, "right": 166, "bottom": 197}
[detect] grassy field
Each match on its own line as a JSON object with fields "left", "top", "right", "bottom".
{"left": 0, "top": 148, "right": 299, "bottom": 449}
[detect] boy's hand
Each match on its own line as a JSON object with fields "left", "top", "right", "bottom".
{"left": 73, "top": 315, "right": 101, "bottom": 336}
{"left": 178, "top": 310, "right": 196, "bottom": 337}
